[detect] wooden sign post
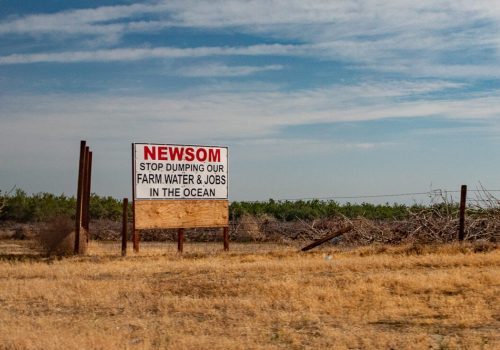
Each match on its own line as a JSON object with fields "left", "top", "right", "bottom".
{"left": 132, "top": 143, "right": 229, "bottom": 252}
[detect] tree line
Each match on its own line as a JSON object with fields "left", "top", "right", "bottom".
{"left": 1, "top": 189, "right": 458, "bottom": 222}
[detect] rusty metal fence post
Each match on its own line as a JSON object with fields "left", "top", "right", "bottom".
{"left": 84, "top": 151, "right": 93, "bottom": 238}
{"left": 458, "top": 185, "right": 467, "bottom": 241}
{"left": 74, "top": 141, "right": 93, "bottom": 254}
{"left": 178, "top": 228, "right": 184, "bottom": 253}
{"left": 74, "top": 140, "right": 86, "bottom": 254}
{"left": 82, "top": 147, "right": 90, "bottom": 233}
{"left": 223, "top": 227, "right": 229, "bottom": 251}
{"left": 122, "top": 198, "right": 128, "bottom": 256}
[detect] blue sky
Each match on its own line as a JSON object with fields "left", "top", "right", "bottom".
{"left": 1, "top": 0, "right": 500, "bottom": 203}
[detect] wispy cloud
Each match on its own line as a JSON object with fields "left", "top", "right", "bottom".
{"left": 178, "top": 64, "right": 284, "bottom": 77}
{"left": 1, "top": 1, "right": 500, "bottom": 78}
{"left": 0, "top": 81, "right": 495, "bottom": 145}
{"left": 0, "top": 3, "right": 167, "bottom": 36}
{"left": 0, "top": 45, "right": 300, "bottom": 64}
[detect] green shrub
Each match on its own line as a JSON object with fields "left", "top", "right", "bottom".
{"left": 229, "top": 199, "right": 416, "bottom": 221}
{"left": 0, "top": 189, "right": 124, "bottom": 222}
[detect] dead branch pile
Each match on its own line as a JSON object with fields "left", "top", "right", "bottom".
{"left": 229, "top": 209, "right": 499, "bottom": 246}
{"left": 231, "top": 189, "right": 500, "bottom": 245}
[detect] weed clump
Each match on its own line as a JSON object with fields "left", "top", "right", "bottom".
{"left": 38, "top": 216, "right": 85, "bottom": 256}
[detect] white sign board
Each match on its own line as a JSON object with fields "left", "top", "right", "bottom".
{"left": 133, "top": 143, "right": 228, "bottom": 200}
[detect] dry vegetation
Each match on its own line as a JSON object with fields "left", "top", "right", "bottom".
{"left": 37, "top": 217, "right": 79, "bottom": 256}
{"left": 0, "top": 240, "right": 498, "bottom": 349}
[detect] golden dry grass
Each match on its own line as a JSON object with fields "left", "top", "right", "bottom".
{"left": 0, "top": 240, "right": 498, "bottom": 350}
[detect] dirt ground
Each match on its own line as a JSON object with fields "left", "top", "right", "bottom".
{"left": 0, "top": 240, "right": 498, "bottom": 349}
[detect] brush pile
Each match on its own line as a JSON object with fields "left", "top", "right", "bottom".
{"left": 231, "top": 189, "right": 499, "bottom": 245}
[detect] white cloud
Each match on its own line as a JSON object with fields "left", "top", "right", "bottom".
{"left": 0, "top": 45, "right": 300, "bottom": 64}
{"left": 0, "top": 3, "right": 167, "bottom": 36}
{"left": 178, "top": 64, "right": 284, "bottom": 77}
{"left": 1, "top": 1, "right": 500, "bottom": 78}
{"left": 0, "top": 81, "right": 496, "bottom": 146}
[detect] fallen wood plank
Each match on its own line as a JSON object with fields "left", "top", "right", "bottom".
{"left": 300, "top": 225, "right": 354, "bottom": 252}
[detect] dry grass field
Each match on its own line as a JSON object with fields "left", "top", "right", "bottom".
{"left": 0, "top": 240, "right": 498, "bottom": 350}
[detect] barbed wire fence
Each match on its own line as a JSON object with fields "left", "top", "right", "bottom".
{"left": 243, "top": 187, "right": 500, "bottom": 207}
